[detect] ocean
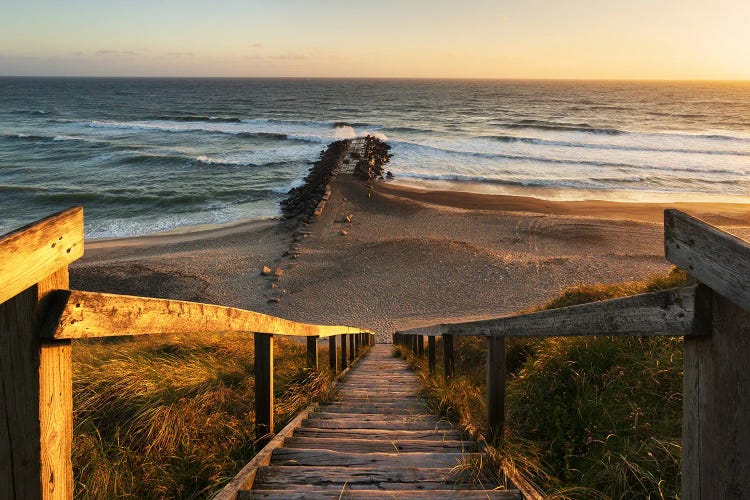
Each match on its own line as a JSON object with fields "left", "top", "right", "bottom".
{"left": 2, "top": 78, "right": 749, "bottom": 238}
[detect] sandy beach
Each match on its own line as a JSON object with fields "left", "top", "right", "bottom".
{"left": 70, "top": 177, "right": 750, "bottom": 343}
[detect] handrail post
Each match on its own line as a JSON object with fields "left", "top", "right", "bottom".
{"left": 306, "top": 335, "right": 318, "bottom": 370}
{"left": 328, "top": 336, "right": 338, "bottom": 372}
{"left": 348, "top": 334, "right": 355, "bottom": 362}
{"left": 487, "top": 335, "right": 506, "bottom": 443}
{"left": 428, "top": 336, "right": 436, "bottom": 373}
{"left": 682, "top": 284, "right": 750, "bottom": 497}
{"left": 417, "top": 335, "right": 424, "bottom": 356}
{"left": 354, "top": 333, "right": 360, "bottom": 357}
{"left": 340, "top": 334, "right": 348, "bottom": 369}
{"left": 0, "top": 267, "right": 73, "bottom": 499}
{"left": 254, "top": 332, "right": 273, "bottom": 447}
{"left": 443, "top": 334, "right": 454, "bottom": 378}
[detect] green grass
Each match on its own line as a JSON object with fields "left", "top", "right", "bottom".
{"left": 72, "top": 333, "right": 340, "bottom": 499}
{"left": 396, "top": 268, "right": 687, "bottom": 499}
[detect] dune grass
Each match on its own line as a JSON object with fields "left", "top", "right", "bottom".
{"left": 395, "top": 268, "right": 687, "bottom": 499}
{"left": 72, "top": 333, "right": 339, "bottom": 499}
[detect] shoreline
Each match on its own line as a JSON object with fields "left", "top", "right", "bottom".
{"left": 86, "top": 182, "right": 750, "bottom": 251}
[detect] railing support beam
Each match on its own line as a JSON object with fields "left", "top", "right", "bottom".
{"left": 306, "top": 336, "right": 318, "bottom": 370}
{"left": 0, "top": 267, "right": 73, "bottom": 500}
{"left": 328, "top": 336, "right": 338, "bottom": 372}
{"left": 428, "top": 336, "right": 436, "bottom": 373}
{"left": 487, "top": 335, "right": 506, "bottom": 443}
{"left": 443, "top": 334, "right": 454, "bottom": 378}
{"left": 254, "top": 332, "right": 274, "bottom": 447}
{"left": 340, "top": 334, "right": 348, "bottom": 369}
{"left": 349, "top": 334, "right": 355, "bottom": 362}
{"left": 682, "top": 284, "right": 750, "bottom": 498}
{"left": 417, "top": 335, "right": 424, "bottom": 356}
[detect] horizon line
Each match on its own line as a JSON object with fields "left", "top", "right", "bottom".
{"left": 2, "top": 75, "right": 750, "bottom": 83}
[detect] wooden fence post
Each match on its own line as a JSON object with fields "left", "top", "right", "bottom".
{"left": 306, "top": 336, "right": 318, "bottom": 370}
{"left": 328, "top": 336, "right": 338, "bottom": 372}
{"left": 417, "top": 335, "right": 424, "bottom": 356}
{"left": 487, "top": 335, "right": 506, "bottom": 443}
{"left": 0, "top": 207, "right": 83, "bottom": 500}
{"left": 0, "top": 268, "right": 74, "bottom": 500}
{"left": 349, "top": 334, "right": 355, "bottom": 362}
{"left": 428, "top": 336, "right": 436, "bottom": 373}
{"left": 443, "top": 334, "right": 454, "bottom": 378}
{"left": 340, "top": 334, "right": 348, "bottom": 369}
{"left": 254, "top": 332, "right": 273, "bottom": 446}
{"left": 664, "top": 210, "right": 750, "bottom": 498}
{"left": 682, "top": 284, "right": 750, "bottom": 498}
{"left": 355, "top": 333, "right": 360, "bottom": 357}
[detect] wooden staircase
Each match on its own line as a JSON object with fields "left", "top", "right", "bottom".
{"left": 243, "top": 344, "right": 522, "bottom": 499}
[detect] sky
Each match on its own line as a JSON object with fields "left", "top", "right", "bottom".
{"left": 1, "top": 0, "right": 749, "bottom": 79}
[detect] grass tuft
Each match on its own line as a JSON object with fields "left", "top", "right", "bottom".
{"left": 73, "top": 333, "right": 337, "bottom": 499}
{"left": 399, "top": 268, "right": 687, "bottom": 498}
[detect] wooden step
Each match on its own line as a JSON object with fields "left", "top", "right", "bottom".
{"left": 282, "top": 437, "right": 478, "bottom": 453}
{"left": 253, "top": 466, "right": 500, "bottom": 490}
{"left": 302, "top": 419, "right": 452, "bottom": 430}
{"left": 271, "top": 448, "right": 482, "bottom": 468}
{"left": 309, "top": 412, "right": 434, "bottom": 421}
{"left": 316, "top": 405, "right": 426, "bottom": 414}
{"left": 241, "top": 489, "right": 523, "bottom": 499}
{"left": 292, "top": 428, "right": 464, "bottom": 440}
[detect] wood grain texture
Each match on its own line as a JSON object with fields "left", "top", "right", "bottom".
{"left": 46, "top": 290, "right": 370, "bottom": 339}
{"left": 428, "top": 336, "right": 436, "bottom": 373}
{"left": 665, "top": 209, "right": 750, "bottom": 311}
{"left": 398, "top": 287, "right": 695, "bottom": 339}
{"left": 0, "top": 267, "right": 72, "bottom": 500}
{"left": 0, "top": 207, "right": 83, "bottom": 305}
{"left": 681, "top": 286, "right": 750, "bottom": 499}
{"left": 301, "top": 419, "right": 452, "bottom": 431}
{"left": 292, "top": 428, "right": 464, "bottom": 440}
{"left": 328, "top": 336, "right": 338, "bottom": 372}
{"left": 241, "top": 490, "right": 522, "bottom": 499}
{"left": 282, "top": 437, "right": 478, "bottom": 453}
{"left": 271, "top": 449, "right": 482, "bottom": 468}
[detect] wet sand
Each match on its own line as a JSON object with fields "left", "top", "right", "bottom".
{"left": 70, "top": 177, "right": 750, "bottom": 343}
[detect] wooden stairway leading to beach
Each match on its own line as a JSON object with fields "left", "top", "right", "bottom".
{"left": 243, "top": 344, "right": 522, "bottom": 499}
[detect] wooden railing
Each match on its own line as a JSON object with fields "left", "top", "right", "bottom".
{"left": 395, "top": 209, "right": 750, "bottom": 499}
{"left": 0, "top": 207, "right": 374, "bottom": 499}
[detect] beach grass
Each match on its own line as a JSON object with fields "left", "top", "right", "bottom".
{"left": 395, "top": 268, "right": 687, "bottom": 498}
{"left": 72, "top": 333, "right": 337, "bottom": 499}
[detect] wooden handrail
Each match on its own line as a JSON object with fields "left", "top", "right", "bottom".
{"left": 396, "top": 285, "right": 696, "bottom": 339}
{"left": 0, "top": 207, "right": 375, "bottom": 500}
{"left": 42, "top": 289, "right": 371, "bottom": 340}
{"left": 0, "top": 206, "right": 83, "bottom": 305}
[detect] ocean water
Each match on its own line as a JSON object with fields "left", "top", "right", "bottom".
{"left": 2, "top": 78, "right": 749, "bottom": 238}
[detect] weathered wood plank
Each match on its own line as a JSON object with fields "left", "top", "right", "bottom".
{"left": 254, "top": 465, "right": 489, "bottom": 490}
{"left": 292, "top": 428, "right": 463, "bottom": 440}
{"left": 0, "top": 267, "right": 72, "bottom": 499}
{"left": 428, "top": 336, "right": 436, "bottom": 373}
{"left": 681, "top": 285, "right": 750, "bottom": 498}
{"left": 309, "top": 412, "right": 434, "bottom": 421}
{"left": 301, "top": 419, "right": 452, "bottom": 430}
{"left": 271, "top": 449, "right": 482, "bottom": 468}
{"left": 0, "top": 207, "right": 83, "bottom": 305}
{"left": 214, "top": 404, "right": 316, "bottom": 500}
{"left": 282, "top": 437, "right": 478, "bottom": 453}
{"left": 45, "top": 290, "right": 370, "bottom": 339}
{"left": 242, "top": 490, "right": 521, "bottom": 499}
{"left": 665, "top": 209, "right": 750, "bottom": 311}
{"left": 241, "top": 490, "right": 522, "bottom": 499}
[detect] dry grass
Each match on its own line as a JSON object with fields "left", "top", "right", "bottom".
{"left": 72, "top": 333, "right": 339, "bottom": 499}
{"left": 396, "top": 268, "right": 687, "bottom": 499}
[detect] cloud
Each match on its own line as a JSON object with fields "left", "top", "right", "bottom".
{"left": 166, "top": 51, "right": 196, "bottom": 58}
{"left": 270, "top": 53, "right": 309, "bottom": 60}
{"left": 251, "top": 43, "right": 263, "bottom": 49}
{"left": 96, "top": 49, "right": 139, "bottom": 57}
